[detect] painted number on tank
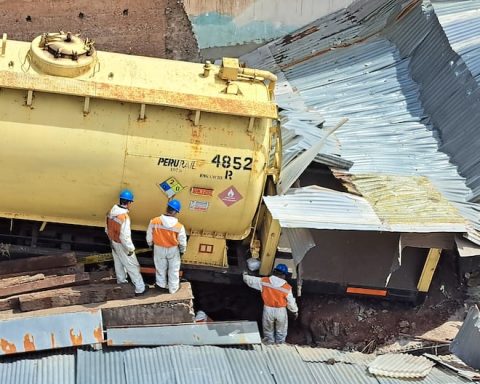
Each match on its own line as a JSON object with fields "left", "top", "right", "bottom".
{"left": 211, "top": 155, "right": 253, "bottom": 171}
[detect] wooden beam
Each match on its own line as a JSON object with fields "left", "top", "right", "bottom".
{"left": 0, "top": 265, "right": 84, "bottom": 279}
{"left": 0, "top": 273, "right": 90, "bottom": 298}
{"left": 0, "top": 253, "right": 76, "bottom": 276}
{"left": 19, "top": 283, "right": 135, "bottom": 312}
{"left": 417, "top": 248, "right": 442, "bottom": 292}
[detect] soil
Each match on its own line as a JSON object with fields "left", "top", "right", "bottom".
{"left": 191, "top": 252, "right": 468, "bottom": 352}
{"left": 0, "top": 0, "right": 198, "bottom": 61}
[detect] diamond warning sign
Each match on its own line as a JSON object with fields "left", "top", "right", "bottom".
{"left": 218, "top": 186, "right": 243, "bottom": 207}
{"left": 159, "top": 177, "right": 184, "bottom": 198}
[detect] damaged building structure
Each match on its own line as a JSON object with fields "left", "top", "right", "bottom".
{"left": 239, "top": 0, "right": 480, "bottom": 301}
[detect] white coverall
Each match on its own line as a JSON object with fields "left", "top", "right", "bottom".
{"left": 106, "top": 204, "right": 146, "bottom": 294}
{"left": 146, "top": 214, "right": 187, "bottom": 294}
{"left": 243, "top": 274, "right": 298, "bottom": 344}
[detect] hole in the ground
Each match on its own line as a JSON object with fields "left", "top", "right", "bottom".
{"left": 191, "top": 281, "right": 263, "bottom": 322}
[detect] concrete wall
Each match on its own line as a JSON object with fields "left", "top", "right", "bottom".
{"left": 184, "top": 0, "right": 354, "bottom": 50}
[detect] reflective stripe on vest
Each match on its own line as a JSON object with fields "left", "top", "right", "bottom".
{"left": 260, "top": 277, "right": 291, "bottom": 308}
{"left": 151, "top": 217, "right": 183, "bottom": 247}
{"left": 106, "top": 213, "right": 127, "bottom": 243}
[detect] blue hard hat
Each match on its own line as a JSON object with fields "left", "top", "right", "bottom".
{"left": 119, "top": 189, "right": 134, "bottom": 202}
{"left": 274, "top": 263, "right": 289, "bottom": 275}
{"left": 168, "top": 199, "right": 181, "bottom": 213}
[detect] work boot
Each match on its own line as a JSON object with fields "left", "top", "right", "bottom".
{"left": 135, "top": 285, "right": 150, "bottom": 297}
{"left": 155, "top": 284, "right": 169, "bottom": 293}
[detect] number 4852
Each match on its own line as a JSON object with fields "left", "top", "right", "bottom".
{"left": 211, "top": 155, "right": 252, "bottom": 170}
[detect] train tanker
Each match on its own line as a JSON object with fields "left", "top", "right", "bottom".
{"left": 0, "top": 32, "right": 281, "bottom": 277}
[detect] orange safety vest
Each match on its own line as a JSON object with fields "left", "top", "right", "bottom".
{"left": 150, "top": 216, "right": 184, "bottom": 247}
{"left": 106, "top": 213, "right": 128, "bottom": 243}
{"left": 260, "top": 277, "right": 292, "bottom": 308}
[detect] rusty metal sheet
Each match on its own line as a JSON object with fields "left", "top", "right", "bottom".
{"left": 0, "top": 310, "right": 103, "bottom": 355}
{"left": 0, "top": 71, "right": 278, "bottom": 119}
{"left": 106, "top": 321, "right": 261, "bottom": 346}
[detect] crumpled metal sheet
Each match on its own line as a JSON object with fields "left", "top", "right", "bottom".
{"left": 450, "top": 305, "right": 480, "bottom": 370}
{"left": 368, "top": 353, "right": 434, "bottom": 378}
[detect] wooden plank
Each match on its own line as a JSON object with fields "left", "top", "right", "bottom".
{"left": 0, "top": 273, "right": 90, "bottom": 298}
{"left": 0, "top": 264, "right": 84, "bottom": 279}
{"left": 19, "top": 283, "right": 135, "bottom": 312}
{"left": 0, "top": 253, "right": 77, "bottom": 275}
{"left": 0, "top": 296, "right": 20, "bottom": 311}
{"left": 417, "top": 248, "right": 442, "bottom": 292}
{"left": 0, "top": 274, "right": 45, "bottom": 290}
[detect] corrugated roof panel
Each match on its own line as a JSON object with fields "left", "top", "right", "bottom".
{"left": 346, "top": 174, "right": 465, "bottom": 229}
{"left": 367, "top": 354, "right": 434, "bottom": 378}
{"left": 262, "top": 344, "right": 317, "bottom": 384}
{"left": 123, "top": 347, "right": 175, "bottom": 384}
{"left": 37, "top": 354, "right": 75, "bottom": 384}
{"left": 242, "top": 0, "right": 480, "bottom": 241}
{"left": 296, "top": 346, "right": 375, "bottom": 366}
{"left": 387, "top": 1, "right": 480, "bottom": 205}
{"left": 169, "top": 345, "right": 235, "bottom": 384}
{"left": 324, "top": 363, "right": 379, "bottom": 384}
{"left": 450, "top": 305, "right": 480, "bottom": 370}
{"left": 0, "top": 359, "right": 37, "bottom": 384}
{"left": 433, "top": 1, "right": 480, "bottom": 81}
{"left": 376, "top": 366, "right": 470, "bottom": 384}
{"left": 263, "top": 186, "right": 385, "bottom": 231}
{"left": 224, "top": 346, "right": 275, "bottom": 384}
{"left": 77, "top": 349, "right": 126, "bottom": 384}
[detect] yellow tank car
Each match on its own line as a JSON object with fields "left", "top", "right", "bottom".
{"left": 0, "top": 32, "right": 280, "bottom": 268}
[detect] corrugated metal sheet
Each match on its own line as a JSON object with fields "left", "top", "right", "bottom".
{"left": 368, "top": 354, "right": 434, "bottom": 378}
{"left": 450, "top": 305, "right": 480, "bottom": 369}
{"left": 224, "top": 346, "right": 276, "bottom": 384}
{"left": 283, "top": 228, "right": 316, "bottom": 265}
{"left": 242, "top": 0, "right": 480, "bottom": 242}
{"left": 433, "top": 1, "right": 480, "bottom": 82}
{"left": 386, "top": 1, "right": 480, "bottom": 205}
{"left": 0, "top": 310, "right": 103, "bottom": 356}
{"left": 263, "top": 185, "right": 465, "bottom": 232}
{"left": 1, "top": 345, "right": 472, "bottom": 384}
{"left": 169, "top": 345, "right": 236, "bottom": 384}
{"left": 106, "top": 322, "right": 261, "bottom": 346}
{"left": 0, "top": 359, "right": 37, "bottom": 384}
{"left": 123, "top": 347, "right": 175, "bottom": 384}
{"left": 376, "top": 367, "right": 471, "bottom": 384}
{"left": 296, "top": 346, "right": 375, "bottom": 366}
{"left": 77, "top": 349, "right": 126, "bottom": 384}
{"left": 0, "top": 354, "right": 75, "bottom": 384}
{"left": 262, "top": 344, "right": 317, "bottom": 384}
{"left": 37, "top": 354, "right": 75, "bottom": 384}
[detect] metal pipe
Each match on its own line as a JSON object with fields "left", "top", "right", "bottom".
{"left": 239, "top": 67, "right": 277, "bottom": 94}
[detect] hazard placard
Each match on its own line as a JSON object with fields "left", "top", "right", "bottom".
{"left": 159, "top": 177, "right": 184, "bottom": 197}
{"left": 218, "top": 186, "right": 243, "bottom": 207}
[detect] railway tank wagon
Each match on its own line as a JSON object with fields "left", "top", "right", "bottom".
{"left": 0, "top": 32, "right": 280, "bottom": 270}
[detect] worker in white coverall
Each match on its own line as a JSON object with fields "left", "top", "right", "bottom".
{"left": 243, "top": 264, "right": 298, "bottom": 344}
{"left": 146, "top": 199, "right": 187, "bottom": 294}
{"left": 106, "top": 189, "right": 147, "bottom": 296}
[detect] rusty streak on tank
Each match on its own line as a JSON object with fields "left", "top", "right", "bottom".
{"left": 69, "top": 328, "right": 83, "bottom": 346}
{"left": 23, "top": 333, "right": 36, "bottom": 352}
{"left": 51, "top": 333, "right": 56, "bottom": 349}
{"left": 0, "top": 71, "right": 277, "bottom": 119}
{"left": 93, "top": 325, "right": 103, "bottom": 343}
{"left": 0, "top": 338, "right": 17, "bottom": 354}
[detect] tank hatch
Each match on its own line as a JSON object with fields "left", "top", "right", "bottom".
{"left": 29, "top": 32, "right": 96, "bottom": 77}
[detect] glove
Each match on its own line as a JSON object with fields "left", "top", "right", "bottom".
{"left": 292, "top": 312, "right": 299, "bottom": 321}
